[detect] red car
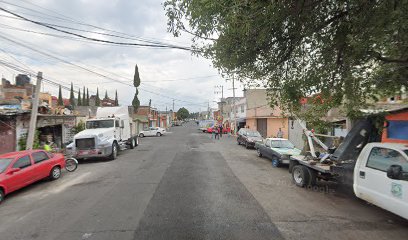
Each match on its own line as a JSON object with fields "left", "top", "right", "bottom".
{"left": 0, "top": 150, "right": 66, "bottom": 203}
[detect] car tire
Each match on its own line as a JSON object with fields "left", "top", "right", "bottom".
{"left": 292, "top": 165, "right": 310, "bottom": 187}
{"left": 245, "top": 142, "right": 250, "bottom": 149}
{"left": 271, "top": 156, "right": 281, "bottom": 168}
{"left": 139, "top": 133, "right": 144, "bottom": 138}
{"left": 156, "top": 132, "right": 162, "bottom": 137}
{"left": 109, "top": 142, "right": 118, "bottom": 160}
{"left": 135, "top": 137, "right": 139, "bottom": 146}
{"left": 0, "top": 188, "right": 4, "bottom": 204}
{"left": 237, "top": 140, "right": 240, "bottom": 145}
{"left": 130, "top": 137, "right": 136, "bottom": 149}
{"left": 257, "top": 149, "right": 262, "bottom": 157}
{"left": 49, "top": 166, "right": 61, "bottom": 181}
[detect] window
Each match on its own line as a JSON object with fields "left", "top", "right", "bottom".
{"left": 86, "top": 120, "right": 114, "bottom": 129}
{"left": 366, "top": 147, "right": 408, "bottom": 172}
{"left": 32, "top": 151, "right": 49, "bottom": 164}
{"left": 115, "top": 120, "right": 120, "bottom": 128}
{"left": 0, "top": 158, "right": 13, "bottom": 173}
{"left": 13, "top": 156, "right": 31, "bottom": 169}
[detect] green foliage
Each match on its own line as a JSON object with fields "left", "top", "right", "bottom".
{"left": 18, "top": 131, "right": 40, "bottom": 150}
{"left": 82, "top": 86, "right": 86, "bottom": 106}
{"left": 132, "top": 91, "right": 140, "bottom": 110}
{"left": 115, "top": 90, "right": 119, "bottom": 106}
{"left": 133, "top": 64, "right": 141, "bottom": 87}
{"left": 165, "top": 0, "right": 408, "bottom": 118}
{"left": 176, "top": 107, "right": 189, "bottom": 120}
{"left": 57, "top": 85, "right": 63, "bottom": 106}
{"left": 86, "top": 88, "right": 89, "bottom": 106}
{"left": 69, "top": 82, "right": 75, "bottom": 107}
{"left": 95, "top": 88, "right": 100, "bottom": 106}
{"left": 73, "top": 120, "right": 86, "bottom": 134}
{"left": 77, "top": 88, "right": 82, "bottom": 106}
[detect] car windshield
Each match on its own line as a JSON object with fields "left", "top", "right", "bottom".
{"left": 0, "top": 158, "right": 13, "bottom": 173}
{"left": 247, "top": 131, "right": 261, "bottom": 137}
{"left": 86, "top": 120, "right": 114, "bottom": 129}
{"left": 271, "top": 140, "right": 295, "bottom": 149}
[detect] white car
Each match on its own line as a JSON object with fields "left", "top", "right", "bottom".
{"left": 139, "top": 127, "right": 166, "bottom": 137}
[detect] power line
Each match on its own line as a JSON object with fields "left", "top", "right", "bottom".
{"left": 0, "top": 7, "right": 195, "bottom": 51}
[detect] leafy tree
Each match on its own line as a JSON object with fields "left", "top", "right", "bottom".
{"left": 115, "top": 90, "right": 119, "bottom": 106}
{"left": 164, "top": 0, "right": 408, "bottom": 120}
{"left": 18, "top": 131, "right": 40, "bottom": 150}
{"left": 177, "top": 107, "right": 189, "bottom": 120}
{"left": 73, "top": 120, "right": 86, "bottom": 134}
{"left": 82, "top": 86, "right": 86, "bottom": 105}
{"left": 69, "top": 82, "right": 75, "bottom": 107}
{"left": 77, "top": 88, "right": 82, "bottom": 106}
{"left": 95, "top": 88, "right": 100, "bottom": 106}
{"left": 86, "top": 88, "right": 89, "bottom": 106}
{"left": 57, "top": 85, "right": 63, "bottom": 106}
{"left": 133, "top": 64, "right": 141, "bottom": 87}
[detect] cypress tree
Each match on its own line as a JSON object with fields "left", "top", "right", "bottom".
{"left": 95, "top": 88, "right": 100, "bottom": 106}
{"left": 77, "top": 88, "right": 82, "bottom": 106}
{"left": 69, "top": 82, "right": 75, "bottom": 107}
{"left": 114, "top": 90, "right": 119, "bottom": 106}
{"left": 82, "top": 86, "right": 86, "bottom": 105}
{"left": 86, "top": 88, "right": 89, "bottom": 106}
{"left": 57, "top": 85, "right": 63, "bottom": 106}
{"left": 104, "top": 90, "right": 108, "bottom": 100}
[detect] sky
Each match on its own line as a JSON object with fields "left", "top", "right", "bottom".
{"left": 0, "top": 0, "right": 243, "bottom": 112}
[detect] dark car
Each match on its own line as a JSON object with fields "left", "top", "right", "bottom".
{"left": 237, "top": 128, "right": 263, "bottom": 149}
{"left": 255, "top": 138, "right": 301, "bottom": 167}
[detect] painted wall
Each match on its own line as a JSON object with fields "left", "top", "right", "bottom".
{"left": 382, "top": 110, "right": 408, "bottom": 143}
{"left": 246, "top": 117, "right": 289, "bottom": 138}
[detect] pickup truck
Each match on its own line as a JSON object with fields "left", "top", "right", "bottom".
{"left": 290, "top": 142, "right": 408, "bottom": 220}
{"left": 255, "top": 138, "right": 301, "bottom": 167}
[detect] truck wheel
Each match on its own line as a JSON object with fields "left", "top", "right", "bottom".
{"left": 257, "top": 149, "right": 262, "bottom": 157}
{"left": 139, "top": 133, "right": 144, "bottom": 138}
{"left": 109, "top": 142, "right": 118, "bottom": 160}
{"left": 0, "top": 188, "right": 4, "bottom": 204}
{"left": 130, "top": 138, "right": 136, "bottom": 149}
{"left": 292, "top": 165, "right": 309, "bottom": 187}
{"left": 288, "top": 160, "right": 297, "bottom": 174}
{"left": 306, "top": 168, "right": 317, "bottom": 186}
{"left": 271, "top": 156, "right": 281, "bottom": 168}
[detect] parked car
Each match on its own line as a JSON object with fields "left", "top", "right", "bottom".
{"left": 139, "top": 127, "right": 166, "bottom": 137}
{"left": 255, "top": 138, "right": 301, "bottom": 167}
{"left": 237, "top": 128, "right": 263, "bottom": 149}
{"left": 0, "top": 150, "right": 66, "bottom": 204}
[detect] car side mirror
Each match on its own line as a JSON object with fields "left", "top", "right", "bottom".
{"left": 7, "top": 168, "right": 20, "bottom": 174}
{"left": 387, "top": 165, "right": 402, "bottom": 180}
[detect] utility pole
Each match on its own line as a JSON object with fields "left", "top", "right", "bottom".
{"left": 207, "top": 101, "right": 210, "bottom": 120}
{"left": 26, "top": 72, "right": 42, "bottom": 150}
{"left": 148, "top": 99, "right": 151, "bottom": 127}
{"left": 214, "top": 85, "right": 224, "bottom": 117}
{"left": 232, "top": 74, "right": 237, "bottom": 135}
{"left": 172, "top": 99, "right": 175, "bottom": 122}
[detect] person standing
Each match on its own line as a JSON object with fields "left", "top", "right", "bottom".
{"left": 211, "top": 125, "right": 216, "bottom": 139}
{"left": 215, "top": 126, "right": 220, "bottom": 140}
{"left": 277, "top": 128, "right": 284, "bottom": 138}
{"left": 219, "top": 124, "right": 223, "bottom": 138}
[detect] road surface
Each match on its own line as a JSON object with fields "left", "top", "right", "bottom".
{"left": 0, "top": 122, "right": 407, "bottom": 240}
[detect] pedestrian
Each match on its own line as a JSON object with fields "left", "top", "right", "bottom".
{"left": 277, "top": 128, "right": 284, "bottom": 138}
{"left": 219, "top": 124, "right": 223, "bottom": 138}
{"left": 215, "top": 126, "right": 220, "bottom": 140}
{"left": 211, "top": 125, "right": 216, "bottom": 139}
{"left": 43, "top": 141, "right": 52, "bottom": 152}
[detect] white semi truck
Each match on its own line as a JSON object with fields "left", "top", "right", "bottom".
{"left": 69, "top": 107, "right": 139, "bottom": 160}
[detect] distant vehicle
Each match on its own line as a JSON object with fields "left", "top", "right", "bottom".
{"left": 0, "top": 150, "right": 66, "bottom": 204}
{"left": 198, "top": 120, "right": 214, "bottom": 132}
{"left": 237, "top": 128, "right": 263, "bottom": 149}
{"left": 68, "top": 107, "right": 138, "bottom": 161}
{"left": 255, "top": 138, "right": 301, "bottom": 167}
{"left": 139, "top": 127, "right": 166, "bottom": 137}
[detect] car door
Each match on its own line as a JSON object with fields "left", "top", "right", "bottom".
{"left": 5, "top": 155, "right": 33, "bottom": 192}
{"left": 355, "top": 147, "right": 408, "bottom": 218}
{"left": 31, "top": 151, "right": 51, "bottom": 180}
{"left": 263, "top": 139, "right": 272, "bottom": 159}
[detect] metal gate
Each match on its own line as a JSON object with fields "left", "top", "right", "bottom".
{"left": 257, "top": 118, "right": 267, "bottom": 138}
{"left": 0, "top": 119, "right": 16, "bottom": 154}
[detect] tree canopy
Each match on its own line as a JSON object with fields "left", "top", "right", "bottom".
{"left": 177, "top": 107, "right": 190, "bottom": 120}
{"left": 164, "top": 0, "right": 408, "bottom": 118}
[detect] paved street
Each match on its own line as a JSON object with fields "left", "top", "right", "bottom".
{"left": 0, "top": 122, "right": 407, "bottom": 240}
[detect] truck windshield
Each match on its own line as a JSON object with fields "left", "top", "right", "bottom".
{"left": 0, "top": 158, "right": 13, "bottom": 173}
{"left": 86, "top": 120, "right": 114, "bottom": 129}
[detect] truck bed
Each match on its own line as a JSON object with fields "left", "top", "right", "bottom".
{"left": 290, "top": 155, "right": 332, "bottom": 173}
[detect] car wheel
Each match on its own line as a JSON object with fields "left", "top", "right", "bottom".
{"left": 245, "top": 142, "right": 250, "bottom": 149}
{"left": 135, "top": 137, "right": 139, "bottom": 146}
{"left": 109, "top": 142, "right": 118, "bottom": 160}
{"left": 130, "top": 137, "right": 136, "bottom": 149}
{"left": 271, "top": 156, "right": 281, "bottom": 168}
{"left": 237, "top": 140, "right": 240, "bottom": 145}
{"left": 0, "top": 188, "right": 4, "bottom": 204}
{"left": 49, "top": 166, "right": 61, "bottom": 181}
{"left": 139, "top": 133, "right": 144, "bottom": 138}
{"left": 292, "top": 165, "right": 310, "bottom": 187}
{"left": 156, "top": 132, "right": 162, "bottom": 137}
{"left": 257, "top": 149, "right": 262, "bottom": 157}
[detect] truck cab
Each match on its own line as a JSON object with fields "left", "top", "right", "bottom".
{"left": 353, "top": 143, "right": 408, "bottom": 219}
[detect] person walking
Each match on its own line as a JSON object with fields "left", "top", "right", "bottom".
{"left": 277, "top": 128, "right": 284, "bottom": 138}
{"left": 211, "top": 125, "right": 216, "bottom": 139}
{"left": 219, "top": 124, "right": 223, "bottom": 138}
{"left": 215, "top": 126, "right": 220, "bottom": 140}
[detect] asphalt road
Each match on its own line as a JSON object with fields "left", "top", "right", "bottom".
{"left": 0, "top": 122, "right": 407, "bottom": 240}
